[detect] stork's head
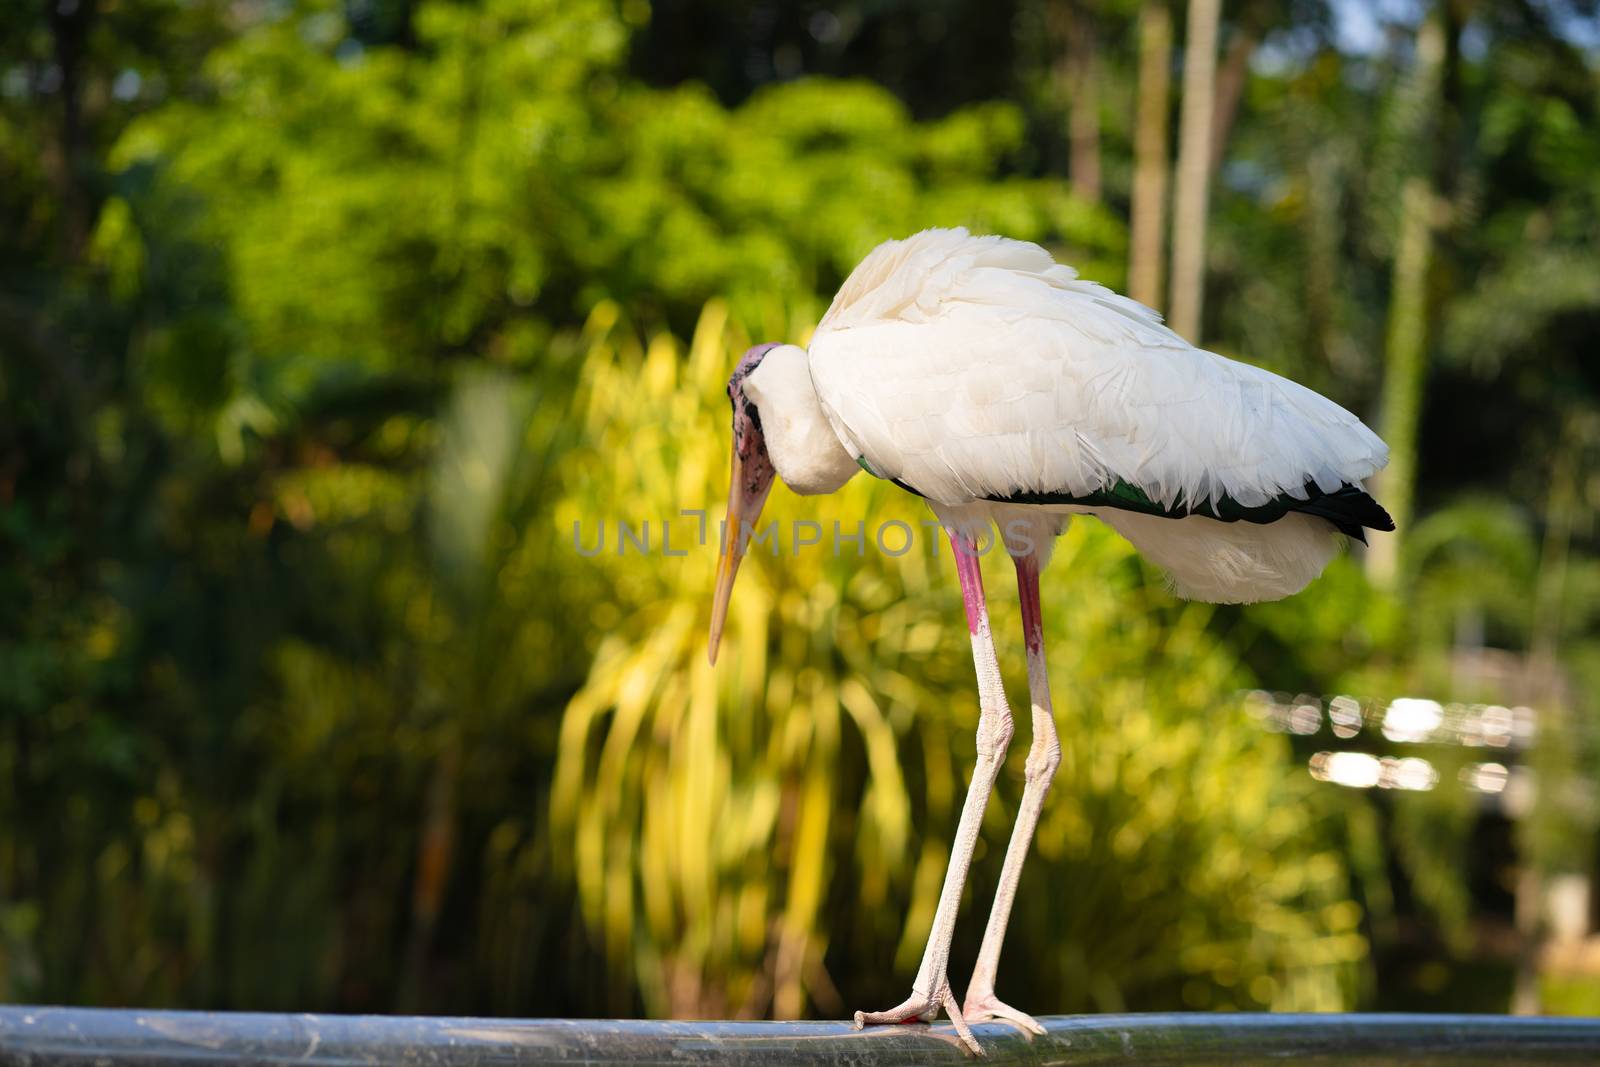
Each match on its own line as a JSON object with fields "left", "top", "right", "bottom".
{"left": 708, "top": 343, "right": 781, "bottom": 664}
{"left": 708, "top": 341, "right": 861, "bottom": 664}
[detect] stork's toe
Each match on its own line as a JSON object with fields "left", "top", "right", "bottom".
{"left": 961, "top": 990, "right": 1045, "bottom": 1037}
{"left": 851, "top": 995, "right": 935, "bottom": 1028}
{"left": 853, "top": 983, "right": 985, "bottom": 1056}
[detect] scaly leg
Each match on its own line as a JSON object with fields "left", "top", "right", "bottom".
{"left": 962, "top": 549, "right": 1060, "bottom": 1035}
{"left": 853, "top": 527, "right": 1014, "bottom": 1056}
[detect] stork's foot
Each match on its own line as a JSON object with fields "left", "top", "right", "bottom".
{"left": 961, "top": 989, "right": 1045, "bottom": 1037}
{"left": 853, "top": 981, "right": 985, "bottom": 1056}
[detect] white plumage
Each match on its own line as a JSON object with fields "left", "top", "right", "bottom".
{"left": 796, "top": 227, "right": 1390, "bottom": 603}
{"left": 740, "top": 343, "right": 861, "bottom": 496}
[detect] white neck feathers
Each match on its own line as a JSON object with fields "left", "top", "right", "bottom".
{"left": 742, "top": 344, "right": 859, "bottom": 496}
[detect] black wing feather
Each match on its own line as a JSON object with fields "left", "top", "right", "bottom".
{"left": 1284, "top": 484, "right": 1395, "bottom": 544}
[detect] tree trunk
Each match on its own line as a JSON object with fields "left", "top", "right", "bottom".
{"left": 1366, "top": 174, "right": 1436, "bottom": 587}
{"left": 398, "top": 738, "right": 459, "bottom": 1011}
{"left": 1529, "top": 419, "right": 1579, "bottom": 666}
{"left": 1167, "top": 0, "right": 1222, "bottom": 341}
{"left": 45, "top": 0, "right": 98, "bottom": 258}
{"left": 1129, "top": 0, "right": 1172, "bottom": 308}
{"left": 1366, "top": 8, "right": 1451, "bottom": 589}
{"left": 1068, "top": 32, "right": 1102, "bottom": 205}
{"left": 1511, "top": 417, "right": 1585, "bottom": 1015}
{"left": 1303, "top": 149, "right": 1343, "bottom": 375}
{"left": 1209, "top": 28, "right": 1257, "bottom": 179}
{"left": 1511, "top": 865, "right": 1544, "bottom": 1014}
{"left": 1052, "top": 1, "right": 1102, "bottom": 205}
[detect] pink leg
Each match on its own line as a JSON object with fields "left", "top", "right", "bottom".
{"left": 853, "top": 527, "right": 1014, "bottom": 1056}
{"left": 962, "top": 549, "right": 1059, "bottom": 1035}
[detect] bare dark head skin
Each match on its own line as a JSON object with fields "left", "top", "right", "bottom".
{"left": 710, "top": 343, "right": 783, "bottom": 664}
{"left": 727, "top": 342, "right": 780, "bottom": 499}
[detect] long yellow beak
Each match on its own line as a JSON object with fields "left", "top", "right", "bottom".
{"left": 708, "top": 448, "right": 773, "bottom": 665}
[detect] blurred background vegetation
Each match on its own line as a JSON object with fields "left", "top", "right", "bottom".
{"left": 3, "top": 0, "right": 1600, "bottom": 1023}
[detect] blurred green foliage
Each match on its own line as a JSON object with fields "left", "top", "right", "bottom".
{"left": 2, "top": 0, "right": 1599, "bottom": 1024}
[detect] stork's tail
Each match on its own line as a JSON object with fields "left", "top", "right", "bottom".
{"left": 1285, "top": 485, "right": 1395, "bottom": 544}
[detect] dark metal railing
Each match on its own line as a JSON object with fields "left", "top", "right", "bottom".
{"left": 3, "top": 1007, "right": 1599, "bottom": 1065}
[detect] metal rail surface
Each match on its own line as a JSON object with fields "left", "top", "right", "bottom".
{"left": 3, "top": 1007, "right": 1599, "bottom": 1066}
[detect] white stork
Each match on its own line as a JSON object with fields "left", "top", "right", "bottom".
{"left": 707, "top": 228, "right": 1391, "bottom": 1054}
